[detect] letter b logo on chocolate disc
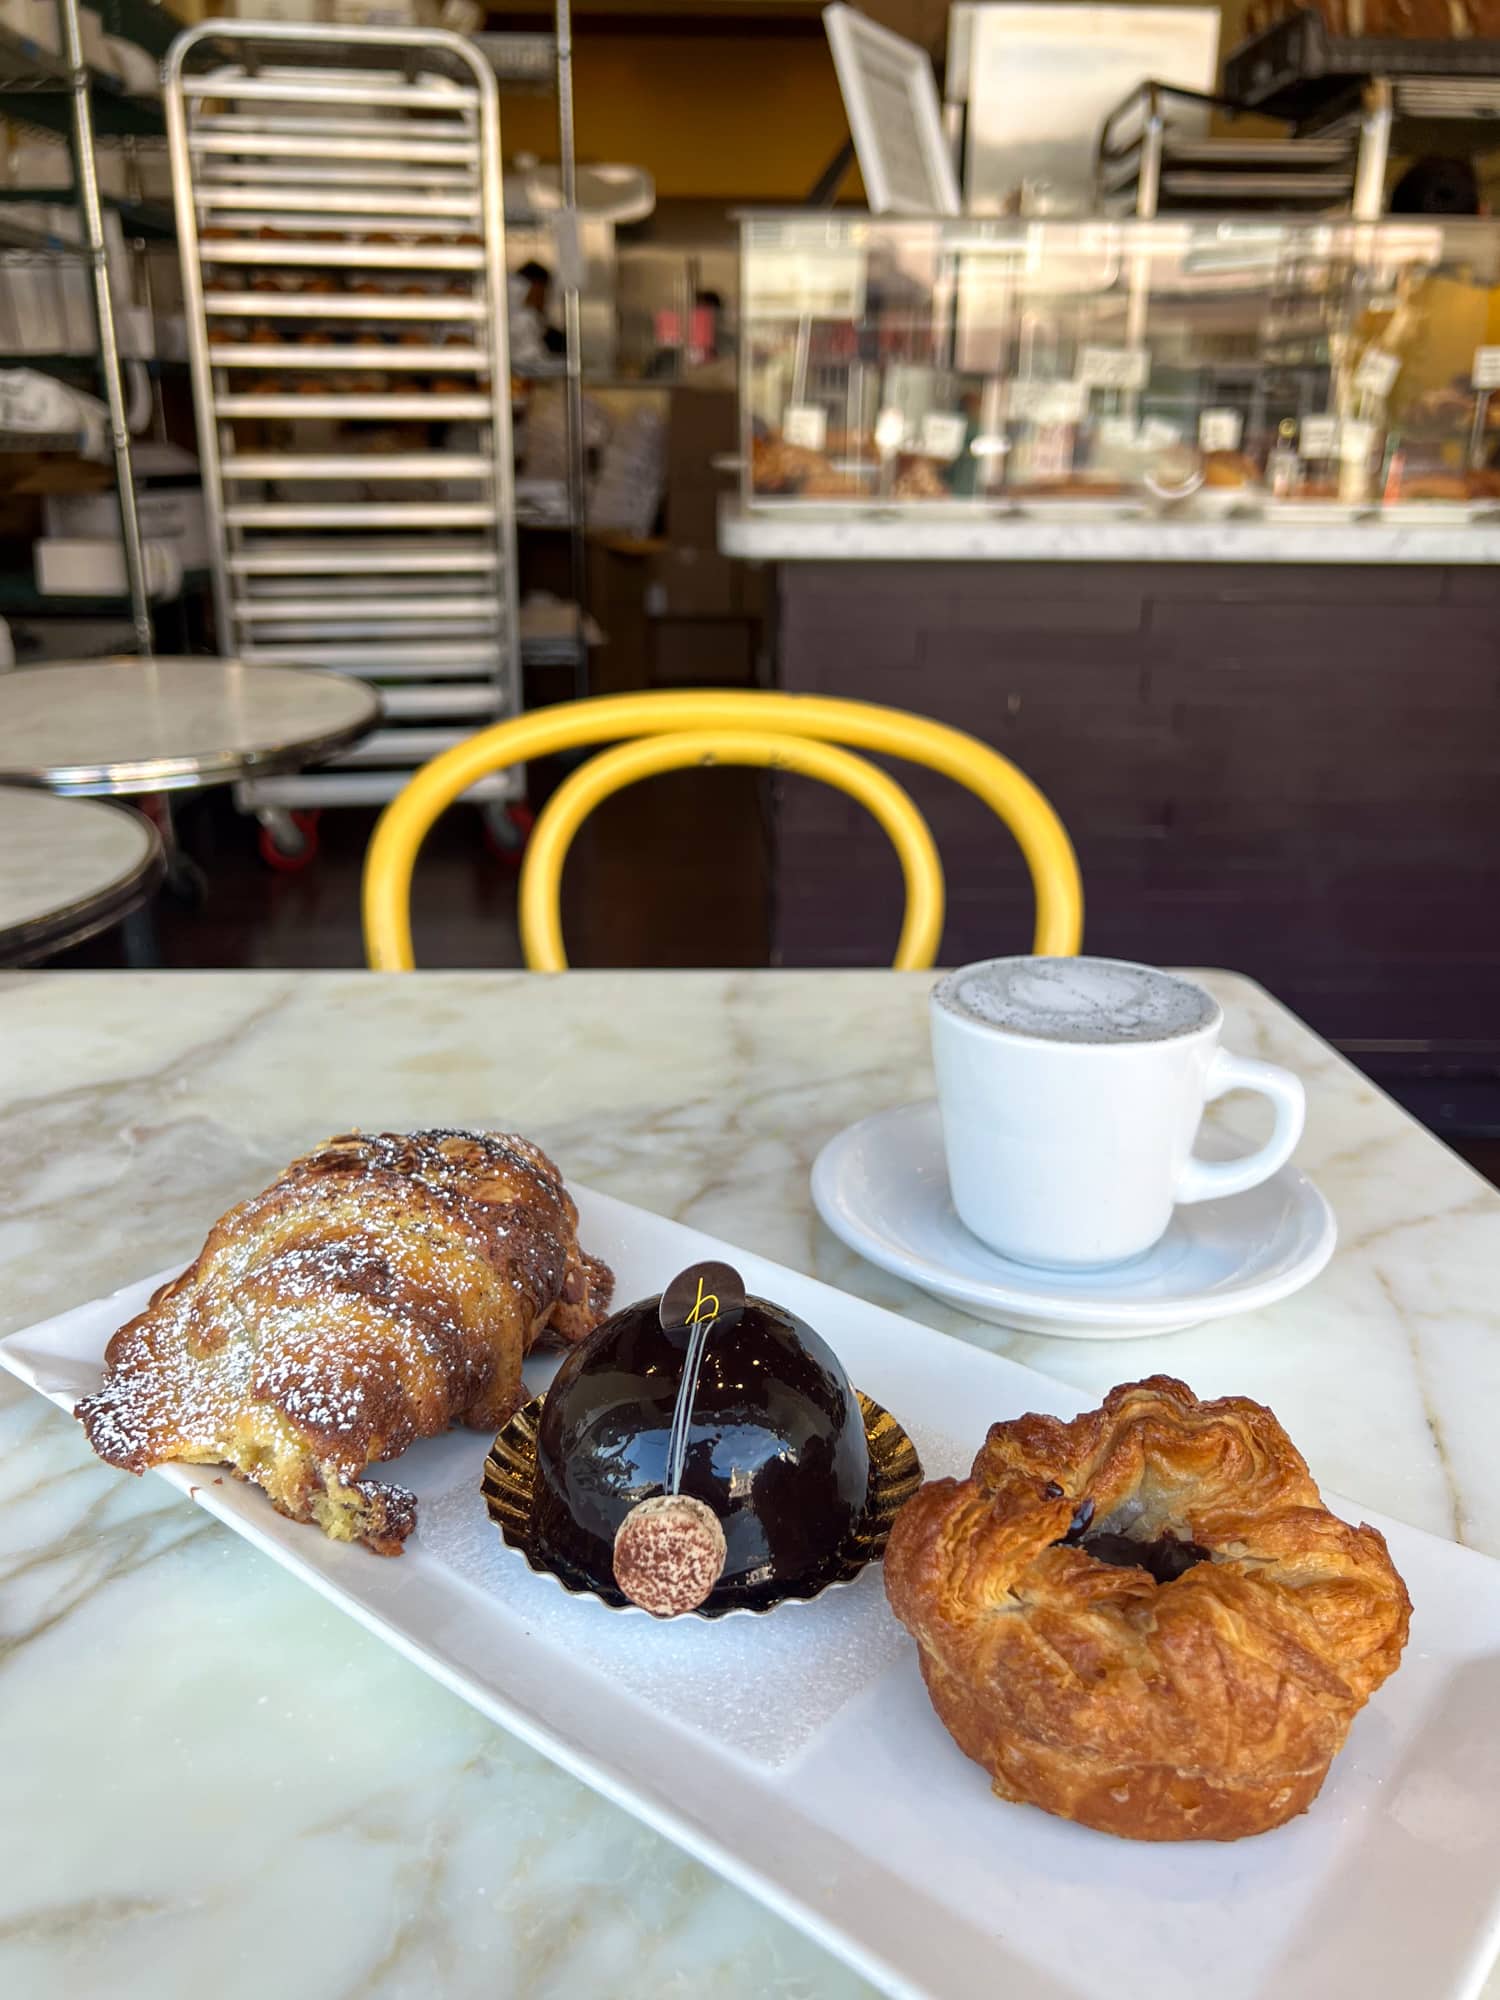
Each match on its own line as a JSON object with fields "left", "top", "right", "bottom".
{"left": 659, "top": 1260, "right": 745, "bottom": 1333}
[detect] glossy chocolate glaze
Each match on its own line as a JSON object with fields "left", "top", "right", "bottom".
{"left": 530, "top": 1292, "right": 872, "bottom": 1611}
{"left": 1056, "top": 1496, "right": 1213, "bottom": 1584}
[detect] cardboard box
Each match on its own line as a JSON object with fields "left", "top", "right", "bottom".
{"left": 35, "top": 536, "right": 182, "bottom": 599}
{"left": 43, "top": 485, "right": 210, "bottom": 571}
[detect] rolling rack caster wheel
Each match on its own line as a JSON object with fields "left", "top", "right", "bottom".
{"left": 258, "top": 808, "right": 321, "bottom": 873}
{"left": 482, "top": 800, "right": 534, "bottom": 871}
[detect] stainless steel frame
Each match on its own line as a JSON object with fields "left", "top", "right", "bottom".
{"left": 56, "top": 0, "right": 153, "bottom": 653}
{"left": 165, "top": 20, "right": 522, "bottom": 819}
{"left": 1097, "top": 81, "right": 1357, "bottom": 217}
{"left": 0, "top": 0, "right": 158, "bottom": 649}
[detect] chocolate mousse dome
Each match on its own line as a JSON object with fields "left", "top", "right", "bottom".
{"left": 530, "top": 1290, "right": 872, "bottom": 1613}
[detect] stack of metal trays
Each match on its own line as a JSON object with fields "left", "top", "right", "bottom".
{"left": 1098, "top": 81, "right": 1358, "bottom": 214}
{"left": 1226, "top": 7, "right": 1500, "bottom": 123}
{"left": 165, "top": 20, "right": 523, "bottom": 823}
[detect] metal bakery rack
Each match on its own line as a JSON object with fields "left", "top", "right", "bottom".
{"left": 165, "top": 19, "right": 522, "bottom": 847}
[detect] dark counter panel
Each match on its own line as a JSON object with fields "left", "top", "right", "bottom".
{"left": 770, "top": 561, "right": 1500, "bottom": 1071}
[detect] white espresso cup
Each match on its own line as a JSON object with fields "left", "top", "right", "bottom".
{"left": 930, "top": 956, "right": 1306, "bottom": 1269}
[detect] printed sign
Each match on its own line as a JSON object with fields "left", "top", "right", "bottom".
{"left": 920, "top": 410, "right": 968, "bottom": 461}
{"left": 1008, "top": 378, "right": 1087, "bottom": 425}
{"left": 1077, "top": 346, "right": 1150, "bottom": 392}
{"left": 1199, "top": 408, "right": 1243, "bottom": 453}
{"left": 874, "top": 405, "right": 908, "bottom": 454}
{"left": 1029, "top": 424, "right": 1074, "bottom": 481}
{"left": 784, "top": 404, "right": 827, "bottom": 451}
{"left": 1300, "top": 414, "right": 1339, "bottom": 458}
{"left": 1095, "top": 415, "right": 1138, "bottom": 449}
{"left": 1354, "top": 349, "right": 1401, "bottom": 399}
{"left": 1473, "top": 346, "right": 1500, "bottom": 389}
{"left": 1339, "top": 418, "right": 1376, "bottom": 464}
{"left": 1140, "top": 417, "right": 1182, "bottom": 449}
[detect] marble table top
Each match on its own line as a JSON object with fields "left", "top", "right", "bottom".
{"left": 0, "top": 791, "right": 159, "bottom": 963}
{"left": 0, "top": 657, "right": 379, "bottom": 795}
{"left": 2, "top": 969, "right": 1497, "bottom": 2000}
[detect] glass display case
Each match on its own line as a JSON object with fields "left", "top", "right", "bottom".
{"left": 739, "top": 212, "right": 1500, "bottom": 517}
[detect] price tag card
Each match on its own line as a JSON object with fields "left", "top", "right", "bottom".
{"left": 1199, "top": 408, "right": 1243, "bottom": 453}
{"left": 1339, "top": 417, "right": 1376, "bottom": 464}
{"left": 1472, "top": 346, "right": 1500, "bottom": 389}
{"left": 783, "top": 403, "right": 827, "bottom": 451}
{"left": 1095, "top": 415, "right": 1139, "bottom": 449}
{"left": 919, "top": 410, "right": 968, "bottom": 461}
{"left": 874, "top": 405, "right": 908, "bottom": 454}
{"left": 1008, "top": 378, "right": 1087, "bottom": 424}
{"left": 1354, "top": 349, "right": 1401, "bottom": 399}
{"left": 1077, "top": 346, "right": 1150, "bottom": 392}
{"left": 1139, "top": 417, "right": 1182, "bottom": 449}
{"left": 1029, "top": 425, "right": 1074, "bottom": 481}
{"left": 1300, "top": 413, "right": 1339, "bottom": 458}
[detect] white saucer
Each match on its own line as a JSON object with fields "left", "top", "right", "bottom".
{"left": 810, "top": 1100, "right": 1337, "bottom": 1340}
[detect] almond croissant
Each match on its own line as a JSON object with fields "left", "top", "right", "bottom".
{"left": 77, "top": 1129, "right": 612, "bottom": 1554}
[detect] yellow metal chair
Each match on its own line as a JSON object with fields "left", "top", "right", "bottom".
{"left": 362, "top": 690, "right": 1083, "bottom": 971}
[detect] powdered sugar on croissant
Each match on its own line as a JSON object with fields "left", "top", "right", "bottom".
{"left": 77, "top": 1129, "right": 612, "bottom": 1554}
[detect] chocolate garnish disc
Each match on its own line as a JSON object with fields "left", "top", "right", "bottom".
{"left": 659, "top": 1260, "right": 745, "bottom": 1334}
{"left": 660, "top": 1262, "right": 745, "bottom": 1498}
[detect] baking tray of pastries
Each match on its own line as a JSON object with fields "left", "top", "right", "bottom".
{"left": 6, "top": 1139, "right": 1500, "bottom": 1999}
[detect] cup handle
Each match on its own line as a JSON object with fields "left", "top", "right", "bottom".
{"left": 1175, "top": 1048, "right": 1306, "bottom": 1206}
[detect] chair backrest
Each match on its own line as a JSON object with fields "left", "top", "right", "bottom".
{"left": 518, "top": 728, "right": 944, "bottom": 969}
{"left": 362, "top": 689, "right": 1083, "bottom": 971}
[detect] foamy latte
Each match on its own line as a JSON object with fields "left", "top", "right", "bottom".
{"left": 934, "top": 957, "right": 1216, "bottom": 1049}
{"left": 930, "top": 956, "right": 1305, "bottom": 1267}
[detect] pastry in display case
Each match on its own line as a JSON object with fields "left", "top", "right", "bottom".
{"left": 738, "top": 212, "right": 1500, "bottom": 523}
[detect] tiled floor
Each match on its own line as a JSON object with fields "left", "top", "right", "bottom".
{"left": 49, "top": 765, "right": 771, "bottom": 972}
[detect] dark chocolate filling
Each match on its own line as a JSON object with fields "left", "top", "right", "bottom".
{"left": 1075, "top": 1530, "right": 1213, "bottom": 1584}
{"left": 1053, "top": 1496, "right": 1213, "bottom": 1584}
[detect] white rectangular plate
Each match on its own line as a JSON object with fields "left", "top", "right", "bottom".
{"left": 5, "top": 1186, "right": 1500, "bottom": 2000}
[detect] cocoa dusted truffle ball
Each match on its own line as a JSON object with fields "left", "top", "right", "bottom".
{"left": 612, "top": 1493, "right": 727, "bottom": 1616}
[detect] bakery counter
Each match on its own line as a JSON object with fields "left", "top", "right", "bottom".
{"left": 746, "top": 548, "right": 1500, "bottom": 1121}
{"left": 720, "top": 503, "right": 1500, "bottom": 564}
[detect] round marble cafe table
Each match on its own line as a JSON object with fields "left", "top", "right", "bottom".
{"left": 0, "top": 656, "right": 379, "bottom": 795}
{"left": 0, "top": 787, "right": 163, "bottom": 965}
